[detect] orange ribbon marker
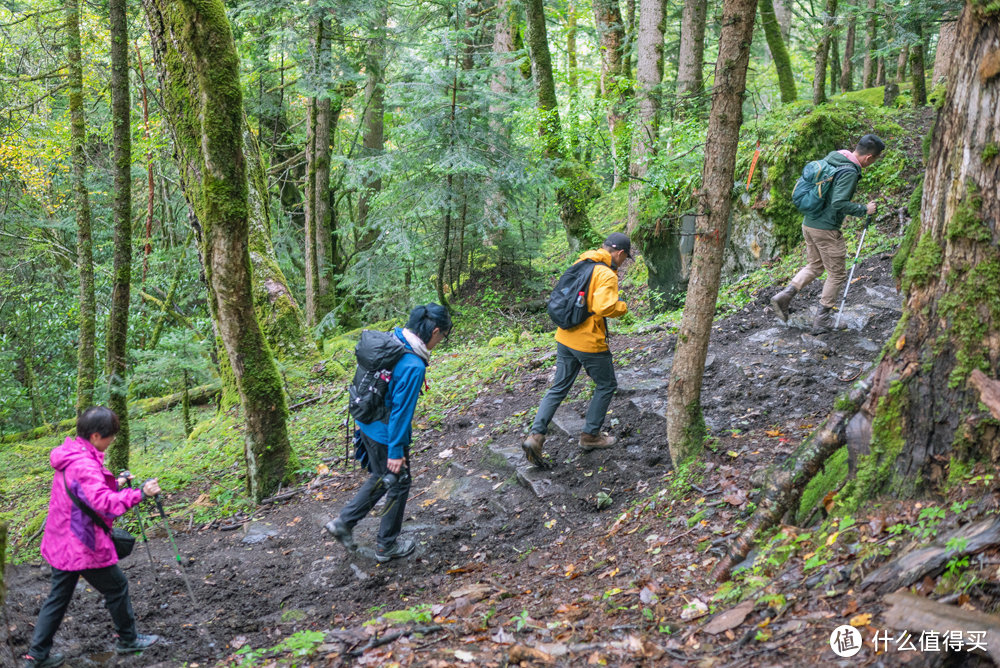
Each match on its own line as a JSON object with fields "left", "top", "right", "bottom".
{"left": 746, "top": 141, "right": 761, "bottom": 189}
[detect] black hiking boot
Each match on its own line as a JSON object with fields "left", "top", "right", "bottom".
{"left": 22, "top": 653, "right": 64, "bottom": 668}
{"left": 375, "top": 537, "right": 416, "bottom": 563}
{"left": 115, "top": 634, "right": 159, "bottom": 654}
{"left": 769, "top": 285, "right": 798, "bottom": 323}
{"left": 522, "top": 433, "right": 547, "bottom": 468}
{"left": 324, "top": 517, "right": 357, "bottom": 552}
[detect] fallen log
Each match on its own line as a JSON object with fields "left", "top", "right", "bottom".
{"left": 0, "top": 382, "right": 221, "bottom": 444}
{"left": 882, "top": 592, "right": 1000, "bottom": 663}
{"left": 862, "top": 517, "right": 1000, "bottom": 594}
{"left": 711, "top": 372, "right": 874, "bottom": 581}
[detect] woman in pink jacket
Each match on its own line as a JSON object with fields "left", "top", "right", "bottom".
{"left": 22, "top": 406, "right": 161, "bottom": 668}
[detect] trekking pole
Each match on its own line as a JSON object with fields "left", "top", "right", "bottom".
{"left": 120, "top": 471, "right": 158, "bottom": 582}
{"left": 835, "top": 214, "right": 873, "bottom": 330}
{"left": 152, "top": 493, "right": 199, "bottom": 605}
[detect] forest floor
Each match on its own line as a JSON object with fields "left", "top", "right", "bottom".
{"left": 8, "top": 248, "right": 1000, "bottom": 668}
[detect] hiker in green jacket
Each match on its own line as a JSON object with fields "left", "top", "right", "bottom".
{"left": 771, "top": 134, "right": 884, "bottom": 332}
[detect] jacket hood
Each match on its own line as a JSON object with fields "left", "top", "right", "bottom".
{"left": 825, "top": 150, "right": 861, "bottom": 170}
{"left": 578, "top": 248, "right": 613, "bottom": 265}
{"left": 50, "top": 436, "right": 103, "bottom": 473}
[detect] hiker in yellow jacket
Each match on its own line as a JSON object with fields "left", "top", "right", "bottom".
{"left": 523, "top": 233, "right": 631, "bottom": 468}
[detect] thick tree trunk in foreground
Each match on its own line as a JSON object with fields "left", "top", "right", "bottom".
{"left": 862, "top": 0, "right": 877, "bottom": 87}
{"left": 526, "top": 0, "right": 599, "bottom": 249}
{"left": 593, "top": 0, "right": 628, "bottom": 186}
{"left": 144, "top": 0, "right": 292, "bottom": 502}
{"left": 845, "top": 0, "right": 1000, "bottom": 504}
{"left": 676, "top": 0, "right": 707, "bottom": 106}
{"left": 812, "top": 0, "right": 839, "bottom": 104}
{"left": 759, "top": 0, "right": 796, "bottom": 103}
{"left": 106, "top": 0, "right": 132, "bottom": 473}
{"left": 625, "top": 0, "right": 665, "bottom": 235}
{"left": 68, "top": 0, "right": 96, "bottom": 415}
{"left": 666, "top": 0, "right": 757, "bottom": 465}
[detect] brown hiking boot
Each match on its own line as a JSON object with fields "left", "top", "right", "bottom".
{"left": 579, "top": 432, "right": 616, "bottom": 451}
{"left": 769, "top": 285, "right": 798, "bottom": 323}
{"left": 811, "top": 306, "right": 845, "bottom": 333}
{"left": 522, "top": 433, "right": 547, "bottom": 468}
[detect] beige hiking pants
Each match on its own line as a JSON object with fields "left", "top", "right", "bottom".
{"left": 790, "top": 225, "right": 846, "bottom": 309}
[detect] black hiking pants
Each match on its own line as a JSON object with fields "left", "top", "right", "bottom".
{"left": 337, "top": 431, "right": 411, "bottom": 551}
{"left": 28, "top": 564, "right": 137, "bottom": 660}
{"left": 531, "top": 342, "right": 617, "bottom": 436}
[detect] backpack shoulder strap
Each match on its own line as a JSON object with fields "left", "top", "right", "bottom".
{"left": 62, "top": 471, "right": 113, "bottom": 535}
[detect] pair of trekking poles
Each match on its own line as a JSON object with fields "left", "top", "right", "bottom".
{"left": 834, "top": 213, "right": 874, "bottom": 330}
{"left": 120, "top": 471, "right": 199, "bottom": 605}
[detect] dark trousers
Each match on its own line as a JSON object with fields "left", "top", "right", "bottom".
{"left": 531, "top": 342, "right": 618, "bottom": 436}
{"left": 338, "top": 431, "right": 411, "bottom": 551}
{"left": 28, "top": 564, "right": 136, "bottom": 660}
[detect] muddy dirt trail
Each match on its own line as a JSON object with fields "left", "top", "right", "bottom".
{"left": 6, "top": 253, "right": 904, "bottom": 667}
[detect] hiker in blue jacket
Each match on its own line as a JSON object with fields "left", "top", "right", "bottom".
{"left": 325, "top": 304, "right": 452, "bottom": 563}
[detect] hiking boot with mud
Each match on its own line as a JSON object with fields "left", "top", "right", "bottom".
{"left": 770, "top": 285, "right": 797, "bottom": 322}
{"left": 579, "top": 432, "right": 616, "bottom": 451}
{"left": 522, "top": 433, "right": 546, "bottom": 468}
{"left": 324, "top": 517, "right": 356, "bottom": 552}
{"left": 375, "top": 537, "right": 416, "bottom": 563}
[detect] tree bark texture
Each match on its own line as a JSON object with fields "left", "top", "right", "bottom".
{"left": 624, "top": 0, "right": 637, "bottom": 75}
{"left": 304, "top": 98, "right": 317, "bottom": 325}
{"left": 862, "top": 0, "right": 877, "bottom": 87}
{"left": 0, "top": 522, "right": 13, "bottom": 667}
{"left": 358, "top": 3, "right": 388, "bottom": 250}
{"left": 143, "top": 0, "right": 293, "bottom": 503}
{"left": 666, "top": 0, "right": 757, "bottom": 466}
{"left": 910, "top": 23, "right": 927, "bottom": 106}
{"left": 839, "top": 0, "right": 856, "bottom": 92}
{"left": 774, "top": 0, "right": 791, "bottom": 40}
{"left": 846, "top": 0, "right": 1000, "bottom": 503}
{"left": 932, "top": 21, "right": 958, "bottom": 84}
{"left": 896, "top": 44, "right": 909, "bottom": 83}
{"left": 486, "top": 0, "right": 516, "bottom": 228}
{"left": 567, "top": 0, "right": 580, "bottom": 153}
{"left": 106, "top": 0, "right": 132, "bottom": 473}
{"left": 67, "top": 0, "right": 96, "bottom": 415}
{"left": 592, "top": 0, "right": 629, "bottom": 186}
{"left": 759, "top": 0, "right": 797, "bottom": 103}
{"left": 676, "top": 0, "right": 707, "bottom": 104}
{"left": 812, "top": 0, "right": 839, "bottom": 104}
{"left": 830, "top": 32, "right": 840, "bottom": 95}
{"left": 626, "top": 0, "right": 665, "bottom": 235}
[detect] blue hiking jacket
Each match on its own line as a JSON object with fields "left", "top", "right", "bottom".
{"left": 357, "top": 328, "right": 426, "bottom": 459}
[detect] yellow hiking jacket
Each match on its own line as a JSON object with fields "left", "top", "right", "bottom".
{"left": 554, "top": 248, "right": 628, "bottom": 353}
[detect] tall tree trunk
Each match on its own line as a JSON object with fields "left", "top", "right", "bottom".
{"left": 624, "top": 0, "right": 637, "bottom": 76}
{"left": 876, "top": 56, "right": 886, "bottom": 85}
{"left": 759, "top": 0, "right": 797, "bottom": 103}
{"left": 567, "top": 0, "right": 580, "bottom": 154}
{"left": 862, "top": 0, "right": 877, "bottom": 87}
{"left": 312, "top": 16, "right": 333, "bottom": 309}
{"left": 626, "top": 0, "right": 665, "bottom": 235}
{"left": 676, "top": 0, "right": 707, "bottom": 105}
{"left": 830, "top": 31, "right": 840, "bottom": 95}
{"left": 842, "top": 0, "right": 999, "bottom": 505}
{"left": 896, "top": 44, "right": 909, "bottom": 83}
{"left": 909, "top": 22, "right": 927, "bottom": 106}
{"left": 303, "top": 98, "right": 317, "bottom": 325}
{"left": 144, "top": 0, "right": 293, "bottom": 503}
{"left": 0, "top": 522, "right": 14, "bottom": 667}
{"left": 106, "top": 0, "right": 132, "bottom": 473}
{"left": 931, "top": 21, "right": 958, "bottom": 85}
{"left": 840, "top": 0, "right": 857, "bottom": 91}
{"left": 774, "top": 0, "right": 792, "bottom": 40}
{"left": 525, "top": 0, "right": 599, "bottom": 249}
{"left": 593, "top": 0, "right": 628, "bottom": 186}
{"left": 665, "top": 0, "right": 757, "bottom": 465}
{"left": 486, "top": 0, "right": 516, "bottom": 229}
{"left": 812, "top": 0, "right": 839, "bottom": 104}
{"left": 357, "top": 3, "right": 388, "bottom": 251}
{"left": 68, "top": 0, "right": 96, "bottom": 415}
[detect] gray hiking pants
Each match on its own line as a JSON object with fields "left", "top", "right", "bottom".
{"left": 531, "top": 343, "right": 617, "bottom": 437}
{"left": 337, "top": 431, "right": 410, "bottom": 551}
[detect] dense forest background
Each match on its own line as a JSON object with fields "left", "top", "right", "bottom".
{"left": 0, "top": 0, "right": 957, "bottom": 439}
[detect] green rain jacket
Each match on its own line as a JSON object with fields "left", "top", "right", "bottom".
{"left": 802, "top": 150, "right": 867, "bottom": 231}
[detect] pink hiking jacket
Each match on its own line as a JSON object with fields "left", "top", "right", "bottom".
{"left": 39, "top": 436, "right": 143, "bottom": 571}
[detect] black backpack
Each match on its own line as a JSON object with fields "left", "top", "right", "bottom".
{"left": 348, "top": 330, "right": 409, "bottom": 424}
{"left": 547, "top": 259, "right": 600, "bottom": 329}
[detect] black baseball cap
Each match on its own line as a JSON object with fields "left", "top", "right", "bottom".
{"left": 604, "top": 232, "right": 632, "bottom": 258}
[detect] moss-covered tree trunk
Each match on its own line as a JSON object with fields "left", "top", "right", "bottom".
{"left": 0, "top": 522, "right": 14, "bottom": 667}
{"left": 839, "top": 0, "right": 856, "bottom": 91}
{"left": 625, "top": 0, "right": 664, "bottom": 235}
{"left": 593, "top": 0, "right": 629, "bottom": 186}
{"left": 862, "top": 0, "right": 878, "bottom": 87}
{"left": 845, "top": 0, "right": 999, "bottom": 505}
{"left": 357, "top": 3, "right": 388, "bottom": 252}
{"left": 666, "top": 0, "right": 757, "bottom": 466}
{"left": 486, "top": 0, "right": 516, "bottom": 228}
{"left": 525, "top": 0, "right": 599, "bottom": 250}
{"left": 68, "top": 0, "right": 96, "bottom": 415}
{"left": 896, "top": 44, "right": 909, "bottom": 83}
{"left": 812, "top": 0, "right": 839, "bottom": 104}
{"left": 676, "top": 0, "right": 707, "bottom": 106}
{"left": 144, "top": 0, "right": 293, "bottom": 502}
{"left": 759, "top": 0, "right": 796, "bottom": 103}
